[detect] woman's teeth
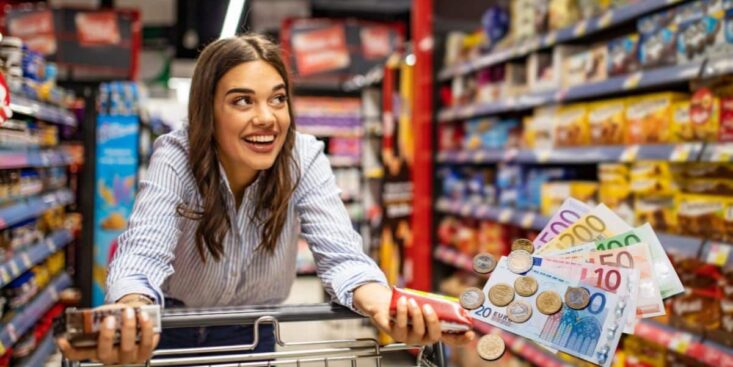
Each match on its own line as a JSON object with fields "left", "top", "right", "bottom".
{"left": 244, "top": 135, "right": 275, "bottom": 144}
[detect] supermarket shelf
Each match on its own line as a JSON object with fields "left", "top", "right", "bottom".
{"left": 437, "top": 59, "right": 708, "bottom": 121}
{"left": 437, "top": 143, "right": 705, "bottom": 164}
{"left": 437, "top": 0, "right": 678, "bottom": 81}
{"left": 328, "top": 156, "right": 361, "bottom": 167}
{"left": 435, "top": 197, "right": 705, "bottom": 255}
{"left": 700, "top": 143, "right": 733, "bottom": 162}
{"left": 434, "top": 244, "right": 475, "bottom": 274}
{"left": 0, "top": 229, "right": 73, "bottom": 288}
{"left": 0, "top": 148, "right": 75, "bottom": 170}
{"left": 634, "top": 319, "right": 733, "bottom": 367}
{"left": 472, "top": 321, "right": 573, "bottom": 367}
{"left": 24, "top": 332, "right": 57, "bottom": 367}
{"left": 0, "top": 189, "right": 75, "bottom": 231}
{"left": 0, "top": 272, "right": 71, "bottom": 354}
{"left": 299, "top": 126, "right": 364, "bottom": 138}
{"left": 9, "top": 95, "right": 77, "bottom": 127}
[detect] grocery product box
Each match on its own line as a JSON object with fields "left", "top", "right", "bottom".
{"left": 529, "top": 106, "right": 559, "bottom": 149}
{"left": 578, "top": 0, "right": 610, "bottom": 19}
{"left": 635, "top": 195, "right": 677, "bottom": 232}
{"left": 676, "top": 193, "right": 733, "bottom": 241}
{"left": 676, "top": 1, "right": 725, "bottom": 63}
{"left": 607, "top": 34, "right": 640, "bottom": 77}
{"left": 554, "top": 103, "right": 589, "bottom": 146}
{"left": 527, "top": 50, "right": 558, "bottom": 91}
{"left": 588, "top": 99, "right": 626, "bottom": 145}
{"left": 599, "top": 164, "right": 634, "bottom": 224}
{"left": 548, "top": 0, "right": 580, "bottom": 30}
{"left": 671, "top": 101, "right": 694, "bottom": 142}
{"left": 541, "top": 181, "right": 598, "bottom": 216}
{"left": 721, "top": 95, "right": 733, "bottom": 141}
{"left": 561, "top": 44, "right": 608, "bottom": 88}
{"left": 625, "top": 92, "right": 688, "bottom": 144}
{"left": 690, "top": 87, "right": 721, "bottom": 142}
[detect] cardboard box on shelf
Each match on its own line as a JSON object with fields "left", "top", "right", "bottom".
{"left": 561, "top": 44, "right": 608, "bottom": 88}
{"left": 626, "top": 93, "right": 688, "bottom": 144}
{"left": 554, "top": 103, "right": 589, "bottom": 146}
{"left": 528, "top": 106, "right": 559, "bottom": 149}
{"left": 527, "top": 50, "right": 558, "bottom": 91}
{"left": 677, "top": 3, "right": 725, "bottom": 63}
{"left": 548, "top": 0, "right": 580, "bottom": 30}
{"left": 690, "top": 87, "right": 721, "bottom": 142}
{"left": 607, "top": 34, "right": 641, "bottom": 77}
{"left": 588, "top": 99, "right": 626, "bottom": 145}
{"left": 635, "top": 195, "right": 678, "bottom": 233}
{"left": 671, "top": 101, "right": 695, "bottom": 142}
{"left": 541, "top": 181, "right": 598, "bottom": 216}
{"left": 676, "top": 193, "right": 732, "bottom": 241}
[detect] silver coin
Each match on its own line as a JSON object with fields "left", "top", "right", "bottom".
{"left": 507, "top": 250, "right": 533, "bottom": 274}
{"left": 459, "top": 287, "right": 485, "bottom": 310}
{"left": 472, "top": 253, "right": 497, "bottom": 274}
{"left": 506, "top": 300, "right": 533, "bottom": 323}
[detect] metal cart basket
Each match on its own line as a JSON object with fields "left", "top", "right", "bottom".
{"left": 63, "top": 303, "right": 446, "bottom": 367}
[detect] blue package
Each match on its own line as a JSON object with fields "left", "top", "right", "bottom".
{"left": 637, "top": 8, "right": 677, "bottom": 36}
{"left": 678, "top": 15, "right": 722, "bottom": 62}
{"left": 639, "top": 27, "right": 677, "bottom": 69}
{"left": 608, "top": 34, "right": 640, "bottom": 76}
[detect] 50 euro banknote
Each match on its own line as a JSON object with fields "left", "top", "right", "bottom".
{"left": 472, "top": 257, "right": 634, "bottom": 367}
{"left": 536, "top": 204, "right": 632, "bottom": 255}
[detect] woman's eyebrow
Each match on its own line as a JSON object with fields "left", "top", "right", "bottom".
{"left": 225, "top": 84, "right": 286, "bottom": 95}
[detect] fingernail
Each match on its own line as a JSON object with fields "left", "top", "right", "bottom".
{"left": 423, "top": 304, "right": 434, "bottom": 315}
{"left": 140, "top": 311, "right": 149, "bottom": 322}
{"left": 125, "top": 308, "right": 135, "bottom": 320}
{"left": 399, "top": 296, "right": 407, "bottom": 305}
{"left": 105, "top": 316, "right": 116, "bottom": 329}
{"left": 408, "top": 298, "right": 418, "bottom": 308}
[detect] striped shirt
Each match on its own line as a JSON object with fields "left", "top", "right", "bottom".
{"left": 106, "top": 128, "right": 387, "bottom": 311}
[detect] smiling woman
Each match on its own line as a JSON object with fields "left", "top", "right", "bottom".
{"left": 57, "top": 33, "right": 473, "bottom": 366}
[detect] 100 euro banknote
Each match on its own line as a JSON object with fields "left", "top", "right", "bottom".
{"left": 537, "top": 204, "right": 632, "bottom": 255}
{"left": 472, "top": 257, "right": 633, "bottom": 367}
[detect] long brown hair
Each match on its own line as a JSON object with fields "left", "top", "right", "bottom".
{"left": 178, "top": 34, "right": 299, "bottom": 262}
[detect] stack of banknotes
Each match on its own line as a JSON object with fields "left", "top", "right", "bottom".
{"left": 463, "top": 197, "right": 684, "bottom": 367}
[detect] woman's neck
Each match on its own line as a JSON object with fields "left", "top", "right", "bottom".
{"left": 220, "top": 159, "right": 258, "bottom": 208}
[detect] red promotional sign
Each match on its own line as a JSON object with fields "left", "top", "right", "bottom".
{"left": 360, "top": 25, "right": 392, "bottom": 59}
{"left": 7, "top": 10, "right": 56, "bottom": 55}
{"left": 75, "top": 11, "right": 121, "bottom": 46}
{"left": 291, "top": 24, "right": 350, "bottom": 76}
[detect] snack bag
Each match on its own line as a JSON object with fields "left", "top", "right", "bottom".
{"left": 389, "top": 287, "right": 473, "bottom": 333}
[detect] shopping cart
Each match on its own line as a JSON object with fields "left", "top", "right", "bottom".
{"left": 62, "top": 303, "right": 446, "bottom": 367}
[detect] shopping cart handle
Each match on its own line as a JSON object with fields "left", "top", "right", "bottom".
{"left": 161, "top": 303, "right": 362, "bottom": 328}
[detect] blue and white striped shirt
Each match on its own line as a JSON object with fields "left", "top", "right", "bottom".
{"left": 106, "top": 128, "right": 387, "bottom": 311}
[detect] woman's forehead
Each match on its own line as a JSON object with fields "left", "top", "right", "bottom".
{"left": 218, "top": 60, "right": 285, "bottom": 92}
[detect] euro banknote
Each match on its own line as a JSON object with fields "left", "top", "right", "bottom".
{"left": 534, "top": 198, "right": 592, "bottom": 250}
{"left": 536, "top": 204, "right": 632, "bottom": 255}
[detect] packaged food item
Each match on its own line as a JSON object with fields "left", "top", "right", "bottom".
{"left": 637, "top": 8, "right": 677, "bottom": 36}
{"left": 671, "top": 101, "right": 695, "bottom": 142}
{"left": 625, "top": 93, "right": 688, "bottom": 144}
{"left": 540, "top": 181, "right": 598, "bottom": 216}
{"left": 463, "top": 119, "right": 493, "bottom": 151}
{"left": 682, "top": 162, "right": 733, "bottom": 178}
{"left": 677, "top": 1, "right": 723, "bottom": 62}
{"left": 635, "top": 195, "right": 677, "bottom": 232}
{"left": 561, "top": 45, "right": 607, "bottom": 88}
{"left": 671, "top": 290, "right": 721, "bottom": 334}
{"left": 529, "top": 106, "right": 558, "bottom": 149}
{"left": 389, "top": 287, "right": 472, "bottom": 333}
{"left": 721, "top": 95, "right": 733, "bottom": 141}
{"left": 588, "top": 99, "right": 626, "bottom": 145}
{"left": 690, "top": 87, "right": 721, "bottom": 142}
{"left": 554, "top": 103, "right": 589, "bottom": 146}
{"left": 607, "top": 34, "right": 640, "bottom": 77}
{"left": 676, "top": 194, "right": 730, "bottom": 240}
{"left": 55, "top": 305, "right": 162, "bottom": 348}
{"left": 623, "top": 335, "right": 667, "bottom": 367}
{"left": 578, "top": 0, "right": 610, "bottom": 19}
{"left": 511, "top": 0, "right": 541, "bottom": 41}
{"left": 708, "top": 270, "right": 733, "bottom": 348}
{"left": 599, "top": 164, "right": 634, "bottom": 224}
{"left": 548, "top": 0, "right": 580, "bottom": 30}
{"left": 682, "top": 178, "right": 733, "bottom": 196}
{"left": 527, "top": 50, "right": 559, "bottom": 91}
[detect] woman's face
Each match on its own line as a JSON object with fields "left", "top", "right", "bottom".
{"left": 213, "top": 60, "right": 291, "bottom": 177}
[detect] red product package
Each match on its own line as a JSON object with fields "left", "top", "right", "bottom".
{"left": 389, "top": 287, "right": 473, "bottom": 333}
{"left": 720, "top": 96, "right": 733, "bottom": 142}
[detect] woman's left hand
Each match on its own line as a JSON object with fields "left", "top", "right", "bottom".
{"left": 353, "top": 283, "right": 475, "bottom": 346}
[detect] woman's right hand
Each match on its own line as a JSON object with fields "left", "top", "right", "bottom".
{"left": 56, "top": 302, "right": 159, "bottom": 365}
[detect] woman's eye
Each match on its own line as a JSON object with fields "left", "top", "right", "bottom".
{"left": 272, "top": 95, "right": 288, "bottom": 105}
{"left": 233, "top": 97, "right": 252, "bottom": 106}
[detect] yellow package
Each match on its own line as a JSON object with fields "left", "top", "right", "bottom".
{"left": 541, "top": 181, "right": 598, "bottom": 216}
{"left": 522, "top": 116, "right": 536, "bottom": 149}
{"left": 630, "top": 161, "right": 673, "bottom": 180}
{"left": 599, "top": 163, "right": 630, "bottom": 178}
{"left": 635, "top": 195, "right": 677, "bottom": 232}
{"left": 682, "top": 178, "right": 733, "bottom": 196}
{"left": 626, "top": 93, "right": 688, "bottom": 144}
{"left": 676, "top": 194, "right": 730, "bottom": 241}
{"left": 588, "top": 99, "right": 626, "bottom": 145}
{"left": 690, "top": 87, "right": 720, "bottom": 142}
{"left": 630, "top": 177, "right": 678, "bottom": 195}
{"left": 554, "top": 103, "right": 589, "bottom": 146}
{"left": 549, "top": 0, "right": 580, "bottom": 30}
{"left": 670, "top": 101, "right": 694, "bottom": 142}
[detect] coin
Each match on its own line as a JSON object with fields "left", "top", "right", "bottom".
{"left": 488, "top": 283, "right": 515, "bottom": 307}
{"left": 507, "top": 250, "right": 533, "bottom": 274}
{"left": 536, "top": 290, "right": 563, "bottom": 315}
{"left": 506, "top": 300, "right": 533, "bottom": 323}
{"left": 513, "top": 276, "right": 538, "bottom": 297}
{"left": 459, "top": 287, "right": 485, "bottom": 310}
{"left": 473, "top": 253, "right": 497, "bottom": 274}
{"left": 477, "top": 334, "right": 506, "bottom": 361}
{"left": 511, "top": 238, "right": 534, "bottom": 254}
{"left": 565, "top": 287, "right": 591, "bottom": 310}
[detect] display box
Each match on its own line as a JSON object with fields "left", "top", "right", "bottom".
{"left": 588, "top": 99, "right": 626, "bottom": 145}
{"left": 541, "top": 181, "right": 598, "bottom": 216}
{"left": 690, "top": 87, "right": 721, "bottom": 142}
{"left": 528, "top": 106, "right": 559, "bottom": 149}
{"left": 671, "top": 101, "right": 695, "bottom": 142}
{"left": 548, "top": 0, "right": 580, "bottom": 30}
{"left": 527, "top": 50, "right": 558, "bottom": 91}
{"left": 554, "top": 103, "right": 589, "bottom": 146}
{"left": 676, "top": 193, "right": 732, "bottom": 241}
{"left": 607, "top": 34, "right": 640, "bottom": 77}
{"left": 676, "top": 1, "right": 724, "bottom": 63}
{"left": 635, "top": 195, "right": 677, "bottom": 232}
{"left": 625, "top": 92, "right": 688, "bottom": 144}
{"left": 562, "top": 44, "right": 607, "bottom": 88}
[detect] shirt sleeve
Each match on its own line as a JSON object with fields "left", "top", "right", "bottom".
{"left": 105, "top": 134, "right": 190, "bottom": 306}
{"left": 294, "top": 134, "right": 388, "bottom": 314}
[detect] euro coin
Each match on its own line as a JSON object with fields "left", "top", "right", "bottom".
{"left": 473, "top": 253, "right": 497, "bottom": 274}
{"left": 511, "top": 238, "right": 534, "bottom": 254}
{"left": 565, "top": 287, "right": 591, "bottom": 310}
{"left": 513, "top": 276, "right": 538, "bottom": 297}
{"left": 488, "top": 283, "right": 514, "bottom": 307}
{"left": 536, "top": 290, "right": 563, "bottom": 315}
{"left": 477, "top": 334, "right": 506, "bottom": 361}
{"left": 506, "top": 300, "right": 533, "bottom": 323}
{"left": 507, "top": 250, "right": 533, "bottom": 274}
{"left": 459, "top": 287, "right": 485, "bottom": 310}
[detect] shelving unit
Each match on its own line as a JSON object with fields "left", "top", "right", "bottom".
{"left": 0, "top": 272, "right": 71, "bottom": 354}
{"left": 0, "top": 148, "right": 77, "bottom": 170}
{"left": 9, "top": 95, "right": 78, "bottom": 127}
{"left": 634, "top": 319, "right": 733, "bottom": 367}
{"left": 0, "top": 229, "right": 73, "bottom": 287}
{"left": 0, "top": 189, "right": 75, "bottom": 230}
{"left": 24, "top": 332, "right": 57, "bottom": 367}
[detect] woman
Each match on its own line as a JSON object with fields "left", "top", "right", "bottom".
{"left": 58, "top": 34, "right": 474, "bottom": 365}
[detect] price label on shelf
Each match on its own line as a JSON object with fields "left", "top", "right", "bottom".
{"left": 710, "top": 143, "right": 733, "bottom": 162}
{"left": 0, "top": 268, "right": 9, "bottom": 284}
{"left": 473, "top": 151, "right": 485, "bottom": 163}
{"left": 671, "top": 144, "right": 693, "bottom": 162}
{"left": 463, "top": 105, "right": 476, "bottom": 118}
{"left": 573, "top": 20, "right": 588, "bottom": 36}
{"left": 9, "top": 261, "right": 18, "bottom": 276}
{"left": 20, "top": 253, "right": 31, "bottom": 268}
{"left": 6, "top": 324, "right": 17, "bottom": 343}
{"left": 621, "top": 145, "right": 640, "bottom": 162}
{"left": 668, "top": 332, "right": 693, "bottom": 354}
{"left": 544, "top": 31, "right": 558, "bottom": 46}
{"left": 47, "top": 239, "right": 56, "bottom": 252}
{"left": 498, "top": 208, "right": 513, "bottom": 223}
{"left": 504, "top": 148, "right": 519, "bottom": 161}
{"left": 623, "top": 72, "right": 643, "bottom": 90}
{"left": 521, "top": 212, "right": 536, "bottom": 229}
{"left": 553, "top": 89, "right": 568, "bottom": 102}
{"left": 536, "top": 149, "right": 552, "bottom": 163}
{"left": 706, "top": 242, "right": 732, "bottom": 267}
{"left": 598, "top": 11, "right": 614, "bottom": 28}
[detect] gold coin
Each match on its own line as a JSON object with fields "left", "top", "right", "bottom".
{"left": 513, "top": 276, "right": 538, "bottom": 297}
{"left": 506, "top": 300, "right": 533, "bottom": 323}
{"left": 459, "top": 287, "right": 485, "bottom": 310}
{"left": 472, "top": 253, "right": 497, "bottom": 274}
{"left": 565, "top": 287, "right": 591, "bottom": 310}
{"left": 477, "top": 334, "right": 506, "bottom": 361}
{"left": 488, "top": 283, "right": 515, "bottom": 307}
{"left": 536, "top": 290, "right": 563, "bottom": 315}
{"left": 511, "top": 238, "right": 534, "bottom": 254}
